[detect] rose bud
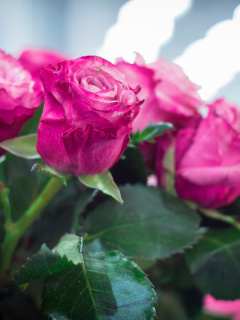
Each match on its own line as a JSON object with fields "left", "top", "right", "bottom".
{"left": 18, "top": 47, "right": 71, "bottom": 91}
{"left": 0, "top": 50, "right": 42, "bottom": 156}
{"left": 36, "top": 56, "right": 142, "bottom": 176}
{"left": 175, "top": 98, "right": 240, "bottom": 208}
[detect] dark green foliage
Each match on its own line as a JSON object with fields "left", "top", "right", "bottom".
{"left": 83, "top": 184, "right": 201, "bottom": 260}
{"left": 15, "top": 235, "right": 157, "bottom": 320}
{"left": 15, "top": 244, "right": 74, "bottom": 286}
{"left": 187, "top": 228, "right": 240, "bottom": 300}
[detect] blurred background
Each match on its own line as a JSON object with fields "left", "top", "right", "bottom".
{"left": 0, "top": 0, "right": 240, "bottom": 103}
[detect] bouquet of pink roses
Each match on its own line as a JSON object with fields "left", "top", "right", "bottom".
{"left": 0, "top": 48, "right": 239, "bottom": 320}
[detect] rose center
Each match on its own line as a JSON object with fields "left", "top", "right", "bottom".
{"left": 80, "top": 76, "right": 111, "bottom": 93}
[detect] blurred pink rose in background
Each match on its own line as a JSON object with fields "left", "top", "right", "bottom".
{"left": 204, "top": 294, "right": 240, "bottom": 320}
{"left": 37, "top": 55, "right": 141, "bottom": 176}
{"left": 175, "top": 98, "right": 240, "bottom": 208}
{"left": 18, "top": 47, "right": 71, "bottom": 90}
{"left": 0, "top": 50, "right": 42, "bottom": 156}
{"left": 117, "top": 53, "right": 203, "bottom": 187}
{"left": 147, "top": 174, "right": 158, "bottom": 187}
{"left": 116, "top": 53, "right": 203, "bottom": 132}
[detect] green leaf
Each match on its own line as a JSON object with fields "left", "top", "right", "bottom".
{"left": 16, "top": 234, "right": 157, "bottom": 319}
{"left": 78, "top": 170, "right": 123, "bottom": 204}
{"left": 43, "top": 239, "right": 157, "bottom": 319}
{"left": 15, "top": 244, "right": 74, "bottom": 286}
{"left": 130, "top": 122, "right": 173, "bottom": 145}
{"left": 31, "top": 162, "right": 68, "bottom": 186}
{"left": 0, "top": 134, "right": 40, "bottom": 159}
{"left": 53, "top": 234, "right": 83, "bottom": 265}
{"left": 83, "top": 184, "right": 201, "bottom": 260}
{"left": 187, "top": 228, "right": 240, "bottom": 300}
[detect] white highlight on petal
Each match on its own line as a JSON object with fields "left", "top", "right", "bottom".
{"left": 98, "top": 0, "right": 192, "bottom": 63}
{"left": 174, "top": 5, "right": 240, "bottom": 101}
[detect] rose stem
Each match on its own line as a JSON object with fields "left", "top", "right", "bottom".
{"left": 0, "top": 182, "right": 12, "bottom": 233}
{"left": 0, "top": 177, "right": 63, "bottom": 274}
{"left": 199, "top": 207, "right": 240, "bottom": 231}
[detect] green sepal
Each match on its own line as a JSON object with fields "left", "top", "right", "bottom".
{"left": 0, "top": 134, "right": 40, "bottom": 159}
{"left": 31, "top": 163, "right": 68, "bottom": 186}
{"left": 78, "top": 170, "right": 123, "bottom": 204}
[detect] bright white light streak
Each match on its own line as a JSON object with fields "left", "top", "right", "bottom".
{"left": 174, "top": 5, "right": 240, "bottom": 101}
{"left": 98, "top": 0, "right": 192, "bottom": 63}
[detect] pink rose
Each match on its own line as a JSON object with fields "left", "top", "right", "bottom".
{"left": 36, "top": 56, "right": 141, "bottom": 176}
{"left": 175, "top": 98, "right": 240, "bottom": 208}
{"left": 116, "top": 53, "right": 202, "bottom": 132}
{"left": 116, "top": 53, "right": 203, "bottom": 187}
{"left": 0, "top": 50, "right": 42, "bottom": 156}
{"left": 204, "top": 294, "right": 240, "bottom": 320}
{"left": 18, "top": 48, "right": 71, "bottom": 90}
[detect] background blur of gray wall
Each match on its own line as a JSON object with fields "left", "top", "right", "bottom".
{"left": 0, "top": 0, "right": 128, "bottom": 57}
{"left": 0, "top": 0, "right": 240, "bottom": 103}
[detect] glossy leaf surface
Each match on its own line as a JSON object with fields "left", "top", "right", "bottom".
{"left": 42, "top": 250, "right": 156, "bottom": 319}
{"left": 84, "top": 184, "right": 201, "bottom": 260}
{"left": 16, "top": 234, "right": 157, "bottom": 319}
{"left": 187, "top": 228, "right": 240, "bottom": 300}
{"left": 15, "top": 244, "right": 74, "bottom": 286}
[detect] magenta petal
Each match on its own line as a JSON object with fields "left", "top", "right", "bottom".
{"left": 0, "top": 50, "right": 42, "bottom": 153}
{"left": 204, "top": 295, "right": 240, "bottom": 319}
{"left": 175, "top": 99, "right": 240, "bottom": 208}
{"left": 62, "top": 126, "right": 89, "bottom": 158}
{"left": 37, "top": 55, "right": 140, "bottom": 175}
{"left": 0, "top": 114, "right": 33, "bottom": 156}
{"left": 18, "top": 47, "right": 71, "bottom": 80}
{"left": 116, "top": 53, "right": 203, "bottom": 133}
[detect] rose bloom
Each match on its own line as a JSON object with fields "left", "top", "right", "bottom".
{"left": 175, "top": 98, "right": 240, "bottom": 208}
{"left": 0, "top": 50, "right": 42, "bottom": 156}
{"left": 37, "top": 56, "right": 141, "bottom": 176}
{"left": 18, "top": 48, "right": 71, "bottom": 90}
{"left": 204, "top": 294, "right": 240, "bottom": 320}
{"left": 116, "top": 53, "right": 203, "bottom": 187}
{"left": 116, "top": 53, "right": 202, "bottom": 132}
